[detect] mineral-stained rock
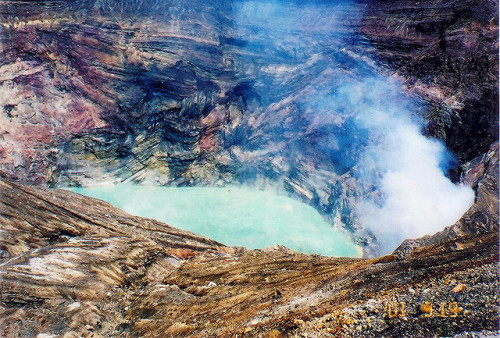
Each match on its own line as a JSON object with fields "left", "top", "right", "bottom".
{"left": 0, "top": 0, "right": 365, "bottom": 188}
{"left": 0, "top": 0, "right": 377, "bottom": 247}
{"left": 0, "top": 178, "right": 498, "bottom": 336}
{"left": 361, "top": 0, "right": 499, "bottom": 166}
{"left": 0, "top": 0, "right": 498, "bottom": 255}
{"left": 1, "top": 0, "right": 497, "bottom": 225}
{"left": 0, "top": 1, "right": 498, "bottom": 333}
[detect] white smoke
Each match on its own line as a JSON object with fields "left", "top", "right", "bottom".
{"left": 344, "top": 78, "right": 476, "bottom": 248}
{"left": 231, "top": 0, "right": 476, "bottom": 253}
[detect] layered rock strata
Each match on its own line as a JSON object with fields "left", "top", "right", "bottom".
{"left": 0, "top": 0, "right": 376, "bottom": 245}
{"left": 362, "top": 0, "right": 499, "bottom": 169}
{"left": 0, "top": 0, "right": 498, "bottom": 252}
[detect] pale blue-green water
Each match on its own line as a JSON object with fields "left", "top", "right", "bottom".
{"left": 69, "top": 185, "right": 362, "bottom": 257}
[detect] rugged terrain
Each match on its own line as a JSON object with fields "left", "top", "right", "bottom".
{"left": 0, "top": 0, "right": 498, "bottom": 247}
{"left": 362, "top": 0, "right": 499, "bottom": 170}
{"left": 0, "top": 0, "right": 498, "bottom": 336}
{"left": 0, "top": 141, "right": 498, "bottom": 336}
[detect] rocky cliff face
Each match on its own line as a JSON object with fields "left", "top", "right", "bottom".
{"left": 0, "top": 0, "right": 372, "bottom": 244}
{"left": 2, "top": 0, "right": 497, "bottom": 249}
{"left": 362, "top": 0, "right": 499, "bottom": 171}
{"left": 0, "top": 0, "right": 366, "bottom": 187}
{"left": 0, "top": 178, "right": 498, "bottom": 337}
{"left": 0, "top": 0, "right": 498, "bottom": 273}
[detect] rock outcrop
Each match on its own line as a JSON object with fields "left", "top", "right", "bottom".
{"left": 0, "top": 0, "right": 364, "bottom": 187}
{"left": 361, "top": 0, "right": 499, "bottom": 169}
{"left": 0, "top": 178, "right": 498, "bottom": 336}
{"left": 0, "top": 0, "right": 370, "bottom": 246}
{"left": 0, "top": 0, "right": 498, "bottom": 250}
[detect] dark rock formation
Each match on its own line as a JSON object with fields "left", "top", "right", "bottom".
{"left": 0, "top": 0, "right": 497, "bottom": 249}
{"left": 0, "top": 178, "right": 498, "bottom": 336}
{"left": 0, "top": 0, "right": 372, "bottom": 246}
{"left": 0, "top": 0, "right": 363, "bottom": 187}
{"left": 361, "top": 0, "right": 499, "bottom": 168}
{"left": 0, "top": 1, "right": 496, "bottom": 181}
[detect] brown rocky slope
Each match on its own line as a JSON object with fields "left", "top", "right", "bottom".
{"left": 0, "top": 144, "right": 498, "bottom": 336}
{"left": 0, "top": 1, "right": 498, "bottom": 335}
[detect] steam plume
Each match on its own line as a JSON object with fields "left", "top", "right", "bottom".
{"left": 345, "top": 78, "right": 475, "bottom": 248}
{"left": 232, "top": 0, "right": 475, "bottom": 252}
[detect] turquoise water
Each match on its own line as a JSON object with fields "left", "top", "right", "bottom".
{"left": 69, "top": 185, "right": 362, "bottom": 257}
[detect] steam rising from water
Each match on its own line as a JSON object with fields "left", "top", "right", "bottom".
{"left": 70, "top": 0, "right": 474, "bottom": 256}
{"left": 232, "top": 1, "right": 475, "bottom": 251}
{"left": 345, "top": 79, "right": 475, "bottom": 246}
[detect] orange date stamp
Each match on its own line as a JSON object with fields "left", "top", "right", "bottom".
{"left": 383, "top": 301, "right": 462, "bottom": 318}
